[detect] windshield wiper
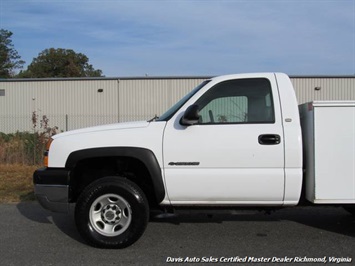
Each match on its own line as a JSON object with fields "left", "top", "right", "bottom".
{"left": 148, "top": 114, "right": 159, "bottom": 122}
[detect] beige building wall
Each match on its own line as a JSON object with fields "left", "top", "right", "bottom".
{"left": 0, "top": 76, "right": 354, "bottom": 133}
{"left": 291, "top": 77, "right": 355, "bottom": 104}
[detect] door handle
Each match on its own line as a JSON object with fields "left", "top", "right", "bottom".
{"left": 258, "top": 134, "right": 281, "bottom": 145}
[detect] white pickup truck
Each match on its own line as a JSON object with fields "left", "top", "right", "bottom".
{"left": 33, "top": 73, "right": 355, "bottom": 248}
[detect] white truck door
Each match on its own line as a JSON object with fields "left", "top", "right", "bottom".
{"left": 163, "top": 74, "right": 285, "bottom": 205}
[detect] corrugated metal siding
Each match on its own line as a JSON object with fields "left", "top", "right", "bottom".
{"left": 119, "top": 79, "right": 170, "bottom": 122}
{"left": 32, "top": 80, "right": 118, "bottom": 116}
{"left": 0, "top": 80, "right": 119, "bottom": 132}
{"left": 0, "top": 76, "right": 354, "bottom": 133}
{"left": 290, "top": 77, "right": 355, "bottom": 104}
{"left": 0, "top": 81, "right": 35, "bottom": 132}
{"left": 118, "top": 79, "right": 206, "bottom": 122}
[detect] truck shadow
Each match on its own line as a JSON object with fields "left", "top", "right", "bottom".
{"left": 16, "top": 202, "right": 86, "bottom": 245}
{"left": 17, "top": 203, "right": 355, "bottom": 245}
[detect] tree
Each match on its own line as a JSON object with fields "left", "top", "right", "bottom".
{"left": 0, "top": 29, "right": 25, "bottom": 78}
{"left": 19, "top": 48, "right": 103, "bottom": 78}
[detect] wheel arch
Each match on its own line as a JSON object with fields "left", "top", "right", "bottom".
{"left": 66, "top": 147, "right": 165, "bottom": 204}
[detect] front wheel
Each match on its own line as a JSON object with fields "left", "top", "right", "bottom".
{"left": 75, "top": 176, "right": 149, "bottom": 248}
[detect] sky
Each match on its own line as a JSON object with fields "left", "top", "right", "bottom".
{"left": 0, "top": 0, "right": 354, "bottom": 77}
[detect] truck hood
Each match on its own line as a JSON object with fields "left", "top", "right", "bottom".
{"left": 48, "top": 120, "right": 166, "bottom": 168}
{"left": 53, "top": 121, "right": 150, "bottom": 139}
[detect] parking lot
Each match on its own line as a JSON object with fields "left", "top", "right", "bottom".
{"left": 0, "top": 202, "right": 354, "bottom": 265}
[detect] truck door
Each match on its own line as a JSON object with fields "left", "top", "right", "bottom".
{"left": 163, "top": 74, "right": 285, "bottom": 205}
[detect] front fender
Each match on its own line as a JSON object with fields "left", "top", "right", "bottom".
{"left": 66, "top": 147, "right": 165, "bottom": 203}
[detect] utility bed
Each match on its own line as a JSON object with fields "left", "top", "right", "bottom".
{"left": 300, "top": 101, "right": 355, "bottom": 204}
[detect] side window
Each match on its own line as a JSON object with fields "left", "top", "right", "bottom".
{"left": 196, "top": 78, "right": 275, "bottom": 124}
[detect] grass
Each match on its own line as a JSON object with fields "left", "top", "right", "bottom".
{"left": 0, "top": 164, "right": 39, "bottom": 203}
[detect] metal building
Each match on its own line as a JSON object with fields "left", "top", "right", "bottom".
{"left": 0, "top": 75, "right": 354, "bottom": 133}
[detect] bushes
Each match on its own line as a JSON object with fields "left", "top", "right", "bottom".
{"left": 0, "top": 131, "right": 48, "bottom": 165}
{"left": 0, "top": 113, "right": 59, "bottom": 165}
{"left": 0, "top": 115, "right": 59, "bottom": 202}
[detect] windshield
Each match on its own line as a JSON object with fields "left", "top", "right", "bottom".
{"left": 157, "top": 80, "right": 211, "bottom": 121}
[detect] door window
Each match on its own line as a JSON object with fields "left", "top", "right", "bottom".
{"left": 196, "top": 78, "right": 275, "bottom": 124}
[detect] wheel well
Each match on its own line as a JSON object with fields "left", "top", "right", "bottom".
{"left": 70, "top": 156, "right": 159, "bottom": 209}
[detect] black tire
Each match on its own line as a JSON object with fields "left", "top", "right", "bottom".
{"left": 343, "top": 205, "right": 355, "bottom": 216}
{"left": 75, "top": 176, "right": 149, "bottom": 249}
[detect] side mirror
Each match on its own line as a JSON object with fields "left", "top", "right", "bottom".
{"left": 181, "top": 104, "right": 200, "bottom": 126}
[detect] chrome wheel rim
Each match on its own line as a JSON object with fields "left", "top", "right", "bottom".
{"left": 89, "top": 194, "right": 132, "bottom": 237}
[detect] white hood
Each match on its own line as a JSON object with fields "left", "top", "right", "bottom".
{"left": 53, "top": 121, "right": 150, "bottom": 139}
{"left": 48, "top": 120, "right": 166, "bottom": 168}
